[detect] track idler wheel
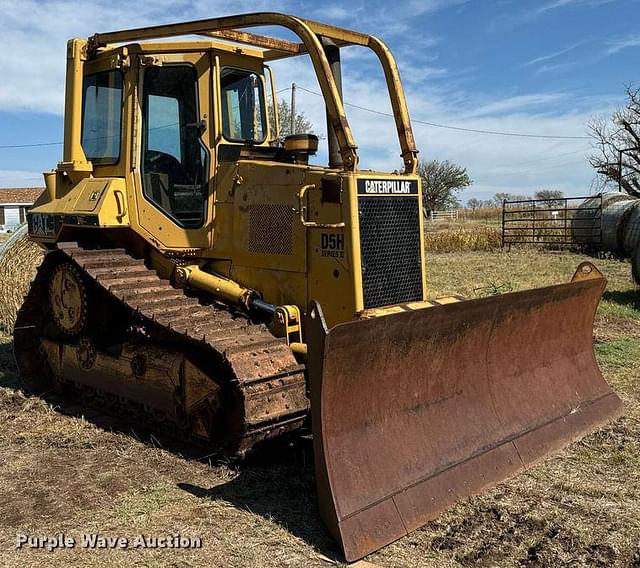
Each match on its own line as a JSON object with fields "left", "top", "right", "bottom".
{"left": 49, "top": 262, "right": 87, "bottom": 336}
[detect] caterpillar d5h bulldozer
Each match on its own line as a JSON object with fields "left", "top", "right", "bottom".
{"left": 15, "top": 13, "right": 623, "bottom": 561}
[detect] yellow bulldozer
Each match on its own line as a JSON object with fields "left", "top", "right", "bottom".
{"left": 14, "top": 12, "right": 622, "bottom": 561}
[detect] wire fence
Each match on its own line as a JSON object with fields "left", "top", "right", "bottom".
{"left": 426, "top": 209, "right": 460, "bottom": 222}
{"left": 502, "top": 196, "right": 602, "bottom": 249}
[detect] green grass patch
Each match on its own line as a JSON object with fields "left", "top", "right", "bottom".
{"left": 595, "top": 338, "right": 640, "bottom": 369}
{"left": 113, "top": 481, "right": 179, "bottom": 521}
{"left": 599, "top": 290, "right": 640, "bottom": 321}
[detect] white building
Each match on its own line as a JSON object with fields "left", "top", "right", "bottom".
{"left": 0, "top": 188, "right": 43, "bottom": 232}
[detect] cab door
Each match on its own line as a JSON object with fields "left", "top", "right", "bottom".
{"left": 134, "top": 52, "right": 212, "bottom": 249}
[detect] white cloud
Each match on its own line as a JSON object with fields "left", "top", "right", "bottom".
{"left": 0, "top": 0, "right": 446, "bottom": 115}
{"left": 283, "top": 62, "right": 611, "bottom": 197}
{"left": 0, "top": 0, "right": 623, "bottom": 197}
{"left": 406, "top": 109, "right": 598, "bottom": 199}
{"left": 535, "top": 0, "right": 616, "bottom": 15}
{"left": 463, "top": 94, "right": 568, "bottom": 118}
{"left": 313, "top": 5, "right": 352, "bottom": 21}
{"left": 526, "top": 41, "right": 584, "bottom": 66}
{"left": 534, "top": 61, "right": 577, "bottom": 75}
{"left": 0, "top": 0, "right": 292, "bottom": 114}
{"left": 493, "top": 0, "right": 617, "bottom": 30}
{"left": 0, "top": 170, "right": 44, "bottom": 186}
{"left": 273, "top": 55, "right": 605, "bottom": 198}
{"left": 605, "top": 33, "right": 640, "bottom": 55}
{"left": 403, "top": 0, "right": 469, "bottom": 16}
{"left": 536, "top": 0, "right": 582, "bottom": 14}
{"left": 304, "top": 0, "right": 456, "bottom": 40}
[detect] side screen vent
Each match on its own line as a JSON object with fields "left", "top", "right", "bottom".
{"left": 247, "top": 204, "right": 296, "bottom": 255}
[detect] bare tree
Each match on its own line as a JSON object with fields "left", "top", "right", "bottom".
{"left": 269, "top": 99, "right": 316, "bottom": 139}
{"left": 467, "top": 197, "right": 482, "bottom": 211}
{"left": 589, "top": 85, "right": 640, "bottom": 197}
{"left": 493, "top": 192, "right": 513, "bottom": 207}
{"left": 418, "top": 159, "right": 471, "bottom": 212}
{"left": 492, "top": 192, "right": 530, "bottom": 207}
{"left": 534, "top": 189, "right": 565, "bottom": 206}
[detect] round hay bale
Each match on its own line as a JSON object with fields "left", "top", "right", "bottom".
{"left": 0, "top": 226, "right": 44, "bottom": 333}
{"left": 633, "top": 246, "right": 640, "bottom": 286}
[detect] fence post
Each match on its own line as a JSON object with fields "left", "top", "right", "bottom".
{"left": 501, "top": 201, "right": 506, "bottom": 248}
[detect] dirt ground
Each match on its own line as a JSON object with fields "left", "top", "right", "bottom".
{"left": 1, "top": 248, "right": 639, "bottom": 567}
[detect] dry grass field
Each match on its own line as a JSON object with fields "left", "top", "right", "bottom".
{"left": 0, "top": 238, "right": 639, "bottom": 567}
{"left": 425, "top": 225, "right": 502, "bottom": 253}
{"left": 424, "top": 210, "right": 502, "bottom": 252}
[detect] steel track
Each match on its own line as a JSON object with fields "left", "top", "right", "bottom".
{"left": 14, "top": 243, "right": 309, "bottom": 454}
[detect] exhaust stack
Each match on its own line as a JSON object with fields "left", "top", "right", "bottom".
{"left": 321, "top": 37, "right": 343, "bottom": 169}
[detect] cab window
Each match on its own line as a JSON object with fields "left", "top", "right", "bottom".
{"left": 141, "top": 65, "right": 208, "bottom": 228}
{"left": 82, "top": 70, "right": 123, "bottom": 165}
{"left": 220, "top": 68, "right": 266, "bottom": 143}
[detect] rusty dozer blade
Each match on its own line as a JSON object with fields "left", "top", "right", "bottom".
{"left": 307, "top": 262, "right": 623, "bottom": 562}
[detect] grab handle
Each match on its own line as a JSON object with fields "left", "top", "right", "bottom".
{"left": 297, "top": 184, "right": 345, "bottom": 229}
{"left": 114, "top": 189, "right": 127, "bottom": 218}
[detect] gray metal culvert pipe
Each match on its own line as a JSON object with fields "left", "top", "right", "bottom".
{"left": 573, "top": 192, "right": 640, "bottom": 255}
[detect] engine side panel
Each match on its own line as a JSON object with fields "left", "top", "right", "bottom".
{"left": 27, "top": 177, "right": 130, "bottom": 244}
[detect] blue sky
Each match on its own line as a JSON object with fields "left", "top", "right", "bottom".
{"left": 0, "top": 0, "right": 639, "bottom": 203}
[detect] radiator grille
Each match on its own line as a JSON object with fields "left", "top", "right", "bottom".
{"left": 247, "top": 204, "right": 296, "bottom": 255}
{"left": 358, "top": 196, "right": 423, "bottom": 309}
